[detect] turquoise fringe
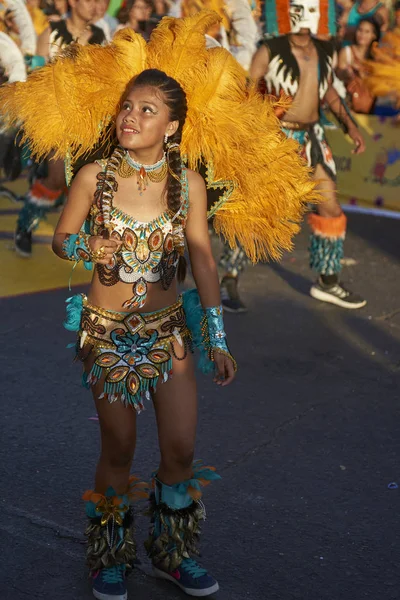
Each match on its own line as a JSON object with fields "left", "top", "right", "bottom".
{"left": 309, "top": 233, "right": 344, "bottom": 275}
{"left": 85, "top": 355, "right": 173, "bottom": 411}
{"left": 153, "top": 460, "right": 221, "bottom": 509}
{"left": 174, "top": 460, "right": 221, "bottom": 496}
{"left": 182, "top": 289, "right": 214, "bottom": 374}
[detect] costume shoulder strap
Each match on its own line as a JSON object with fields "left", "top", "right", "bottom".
{"left": 263, "top": 35, "right": 289, "bottom": 60}
{"left": 50, "top": 20, "right": 73, "bottom": 45}
{"left": 89, "top": 24, "right": 107, "bottom": 45}
{"left": 95, "top": 159, "right": 108, "bottom": 171}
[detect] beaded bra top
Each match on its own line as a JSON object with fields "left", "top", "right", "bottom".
{"left": 88, "top": 150, "right": 189, "bottom": 310}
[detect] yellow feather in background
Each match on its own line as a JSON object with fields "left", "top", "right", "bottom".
{"left": 364, "top": 33, "right": 400, "bottom": 106}
{"left": 146, "top": 11, "right": 219, "bottom": 84}
{"left": 0, "top": 10, "right": 318, "bottom": 262}
{"left": 0, "top": 29, "right": 147, "bottom": 160}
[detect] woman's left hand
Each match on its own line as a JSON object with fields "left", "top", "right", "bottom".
{"left": 213, "top": 352, "right": 236, "bottom": 386}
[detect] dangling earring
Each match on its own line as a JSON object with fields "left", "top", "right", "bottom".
{"left": 164, "top": 134, "right": 168, "bottom": 144}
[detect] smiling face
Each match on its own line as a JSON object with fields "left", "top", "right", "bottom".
{"left": 355, "top": 21, "right": 377, "bottom": 47}
{"left": 115, "top": 85, "right": 179, "bottom": 154}
{"left": 289, "top": 0, "right": 320, "bottom": 34}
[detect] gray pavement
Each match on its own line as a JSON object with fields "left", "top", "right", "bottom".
{"left": 1, "top": 212, "right": 400, "bottom": 600}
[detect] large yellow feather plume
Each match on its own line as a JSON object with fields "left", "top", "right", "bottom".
{"left": 146, "top": 11, "right": 220, "bottom": 83}
{"left": 0, "top": 10, "right": 318, "bottom": 262}
{"left": 364, "top": 33, "right": 400, "bottom": 106}
{"left": 0, "top": 29, "right": 147, "bottom": 159}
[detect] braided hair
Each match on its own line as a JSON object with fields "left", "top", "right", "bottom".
{"left": 130, "top": 69, "right": 188, "bottom": 281}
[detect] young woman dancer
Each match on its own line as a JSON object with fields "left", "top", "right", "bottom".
{"left": 55, "top": 67, "right": 235, "bottom": 599}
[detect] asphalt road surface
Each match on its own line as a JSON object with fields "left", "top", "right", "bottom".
{"left": 1, "top": 200, "right": 399, "bottom": 600}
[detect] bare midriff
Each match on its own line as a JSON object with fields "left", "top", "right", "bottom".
{"left": 87, "top": 271, "right": 180, "bottom": 314}
{"left": 282, "top": 44, "right": 320, "bottom": 125}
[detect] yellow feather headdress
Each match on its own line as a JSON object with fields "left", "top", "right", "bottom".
{"left": 0, "top": 10, "right": 318, "bottom": 262}
{"left": 364, "top": 33, "right": 400, "bottom": 107}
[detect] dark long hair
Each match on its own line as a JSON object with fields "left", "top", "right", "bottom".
{"left": 355, "top": 18, "right": 381, "bottom": 59}
{"left": 129, "top": 69, "right": 188, "bottom": 281}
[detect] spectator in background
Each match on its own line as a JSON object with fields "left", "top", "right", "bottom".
{"left": 26, "top": 0, "right": 49, "bottom": 36}
{"left": 115, "top": 0, "right": 155, "bottom": 38}
{"left": 337, "top": 17, "right": 381, "bottom": 113}
{"left": 336, "top": 0, "right": 354, "bottom": 42}
{"left": 392, "top": 1, "right": 400, "bottom": 34}
{"left": 44, "top": 0, "right": 69, "bottom": 21}
{"left": 153, "top": 0, "right": 167, "bottom": 14}
{"left": 95, "top": 0, "right": 118, "bottom": 39}
{"left": 343, "top": 0, "right": 388, "bottom": 45}
{"left": 1, "top": 9, "right": 21, "bottom": 46}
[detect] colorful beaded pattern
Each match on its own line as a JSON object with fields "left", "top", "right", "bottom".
{"left": 89, "top": 147, "right": 189, "bottom": 309}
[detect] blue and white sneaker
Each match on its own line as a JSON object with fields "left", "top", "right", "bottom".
{"left": 153, "top": 558, "right": 219, "bottom": 597}
{"left": 92, "top": 565, "right": 127, "bottom": 600}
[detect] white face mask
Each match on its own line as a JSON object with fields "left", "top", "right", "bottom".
{"left": 289, "top": 0, "right": 320, "bottom": 34}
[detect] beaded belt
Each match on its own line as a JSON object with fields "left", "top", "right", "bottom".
{"left": 78, "top": 296, "right": 191, "bottom": 412}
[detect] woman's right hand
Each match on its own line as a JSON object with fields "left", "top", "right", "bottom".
{"left": 88, "top": 236, "right": 121, "bottom": 265}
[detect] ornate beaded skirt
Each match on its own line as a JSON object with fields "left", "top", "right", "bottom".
{"left": 77, "top": 296, "right": 191, "bottom": 412}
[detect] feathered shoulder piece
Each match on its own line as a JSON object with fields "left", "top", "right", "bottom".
{"left": 0, "top": 11, "right": 318, "bottom": 262}
{"left": 365, "top": 34, "right": 400, "bottom": 106}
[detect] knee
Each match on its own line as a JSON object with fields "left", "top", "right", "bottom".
{"left": 161, "top": 441, "right": 195, "bottom": 473}
{"left": 102, "top": 433, "right": 135, "bottom": 470}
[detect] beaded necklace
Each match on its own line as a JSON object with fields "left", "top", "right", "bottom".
{"left": 117, "top": 149, "right": 168, "bottom": 194}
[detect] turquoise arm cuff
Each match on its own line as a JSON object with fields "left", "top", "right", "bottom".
{"left": 205, "top": 305, "right": 229, "bottom": 352}
{"left": 61, "top": 232, "right": 92, "bottom": 266}
{"left": 204, "top": 305, "right": 237, "bottom": 371}
{"left": 181, "top": 290, "right": 237, "bottom": 373}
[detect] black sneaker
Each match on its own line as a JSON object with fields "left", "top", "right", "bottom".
{"left": 15, "top": 227, "right": 32, "bottom": 257}
{"left": 310, "top": 278, "right": 367, "bottom": 309}
{"left": 220, "top": 275, "right": 247, "bottom": 313}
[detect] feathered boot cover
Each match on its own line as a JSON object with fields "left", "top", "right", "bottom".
{"left": 145, "top": 462, "right": 220, "bottom": 571}
{"left": 308, "top": 212, "right": 347, "bottom": 275}
{"left": 83, "top": 476, "right": 148, "bottom": 574}
{"left": 17, "top": 181, "right": 64, "bottom": 233}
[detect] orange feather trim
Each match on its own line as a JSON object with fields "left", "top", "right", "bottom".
{"left": 82, "top": 490, "right": 125, "bottom": 506}
{"left": 308, "top": 212, "right": 347, "bottom": 238}
{"left": 31, "top": 181, "right": 63, "bottom": 200}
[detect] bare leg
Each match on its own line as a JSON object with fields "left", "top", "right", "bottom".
{"left": 15, "top": 154, "right": 66, "bottom": 256}
{"left": 41, "top": 155, "right": 65, "bottom": 191}
{"left": 86, "top": 362, "right": 137, "bottom": 495}
{"left": 152, "top": 348, "right": 197, "bottom": 485}
{"left": 309, "top": 165, "right": 366, "bottom": 308}
{"left": 313, "top": 164, "right": 342, "bottom": 218}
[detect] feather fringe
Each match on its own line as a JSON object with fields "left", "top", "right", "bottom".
{"left": 365, "top": 34, "right": 400, "bottom": 106}
{"left": 0, "top": 10, "right": 319, "bottom": 263}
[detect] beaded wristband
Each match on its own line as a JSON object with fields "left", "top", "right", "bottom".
{"left": 61, "top": 232, "right": 92, "bottom": 263}
{"left": 203, "top": 305, "right": 237, "bottom": 372}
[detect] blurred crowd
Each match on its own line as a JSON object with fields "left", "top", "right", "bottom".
{"left": 1, "top": 0, "right": 400, "bottom": 114}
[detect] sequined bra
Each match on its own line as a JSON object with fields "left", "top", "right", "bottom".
{"left": 88, "top": 158, "right": 189, "bottom": 310}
